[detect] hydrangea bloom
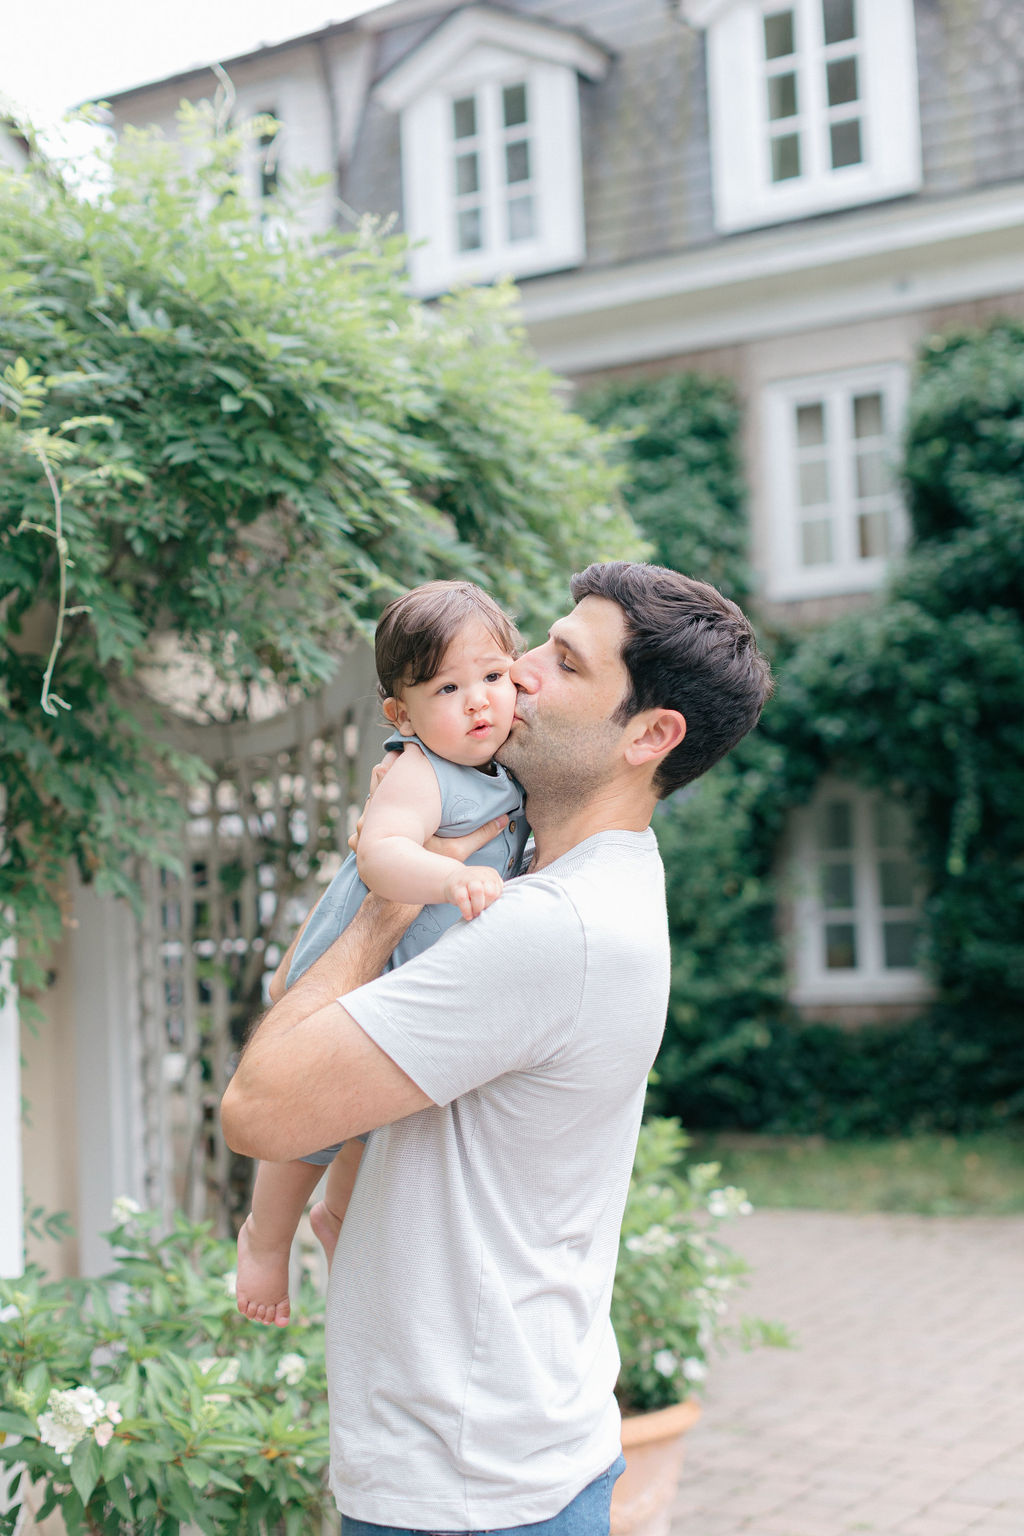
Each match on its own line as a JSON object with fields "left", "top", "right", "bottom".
{"left": 707, "top": 1187, "right": 753, "bottom": 1219}
{"left": 110, "top": 1196, "right": 142, "bottom": 1223}
{"left": 37, "top": 1387, "right": 121, "bottom": 1464}
{"left": 275, "top": 1353, "right": 307, "bottom": 1387}
{"left": 652, "top": 1350, "right": 678, "bottom": 1377}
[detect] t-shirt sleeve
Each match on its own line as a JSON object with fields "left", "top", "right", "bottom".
{"left": 340, "top": 879, "right": 585, "bottom": 1106}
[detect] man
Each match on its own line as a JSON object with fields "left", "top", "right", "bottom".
{"left": 221, "top": 561, "right": 772, "bottom": 1536}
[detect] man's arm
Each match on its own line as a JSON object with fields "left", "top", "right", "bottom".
{"left": 221, "top": 894, "right": 434, "bottom": 1162}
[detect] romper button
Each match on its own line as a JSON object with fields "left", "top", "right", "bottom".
{"left": 507, "top": 857, "right": 515, "bottom": 872}
{"left": 509, "top": 820, "right": 516, "bottom": 833}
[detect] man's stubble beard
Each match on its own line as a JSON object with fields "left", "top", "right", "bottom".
{"left": 497, "top": 714, "right": 621, "bottom": 816}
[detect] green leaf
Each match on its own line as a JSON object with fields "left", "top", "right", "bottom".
{"left": 69, "top": 1435, "right": 101, "bottom": 1506}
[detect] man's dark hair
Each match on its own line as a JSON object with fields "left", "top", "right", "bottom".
{"left": 570, "top": 561, "right": 773, "bottom": 798}
{"left": 375, "top": 581, "right": 520, "bottom": 701}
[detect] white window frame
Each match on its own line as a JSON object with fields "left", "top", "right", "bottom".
{"left": 788, "top": 781, "right": 931, "bottom": 1007}
{"left": 763, "top": 362, "right": 910, "bottom": 601}
{"left": 685, "top": 0, "right": 921, "bottom": 233}
{"left": 377, "top": 11, "right": 607, "bottom": 298}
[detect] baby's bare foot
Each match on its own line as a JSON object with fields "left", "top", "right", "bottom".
{"left": 310, "top": 1200, "right": 343, "bottom": 1269}
{"left": 236, "top": 1214, "right": 291, "bottom": 1327}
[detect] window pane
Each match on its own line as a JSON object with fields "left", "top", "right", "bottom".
{"left": 823, "top": 0, "right": 856, "bottom": 46}
{"left": 827, "top": 56, "right": 859, "bottom": 107}
{"left": 503, "top": 83, "right": 528, "bottom": 128}
{"left": 880, "top": 859, "right": 915, "bottom": 908}
{"left": 768, "top": 72, "right": 798, "bottom": 121}
{"left": 823, "top": 862, "right": 854, "bottom": 908}
{"left": 507, "top": 195, "right": 535, "bottom": 242}
{"left": 771, "top": 132, "right": 802, "bottom": 181}
{"left": 856, "top": 450, "right": 890, "bottom": 499}
{"left": 456, "top": 153, "right": 479, "bottom": 196}
{"left": 801, "top": 518, "right": 833, "bottom": 565}
{"left": 799, "top": 458, "right": 829, "bottom": 507}
{"left": 831, "top": 117, "right": 862, "bottom": 168}
{"left": 764, "top": 10, "right": 796, "bottom": 59}
{"left": 457, "top": 207, "right": 482, "bottom": 252}
{"left": 875, "top": 800, "right": 911, "bottom": 848}
{"left": 821, "top": 800, "right": 853, "bottom": 851}
{"left": 825, "top": 923, "right": 857, "bottom": 969}
{"left": 853, "top": 392, "right": 884, "bottom": 438}
{"left": 453, "top": 97, "right": 476, "bottom": 139}
{"left": 505, "top": 139, "right": 530, "bottom": 184}
{"left": 883, "top": 920, "right": 918, "bottom": 968}
{"left": 858, "top": 509, "right": 891, "bottom": 559}
{"left": 796, "top": 402, "right": 826, "bottom": 447}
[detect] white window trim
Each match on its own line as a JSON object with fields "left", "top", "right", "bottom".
{"left": 377, "top": 8, "right": 608, "bottom": 298}
{"left": 787, "top": 781, "right": 931, "bottom": 1007}
{"left": 684, "top": 0, "right": 922, "bottom": 234}
{"left": 762, "top": 361, "right": 910, "bottom": 602}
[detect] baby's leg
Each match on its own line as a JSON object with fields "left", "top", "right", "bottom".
{"left": 310, "top": 1141, "right": 365, "bottom": 1269}
{"left": 237, "top": 1159, "right": 322, "bottom": 1327}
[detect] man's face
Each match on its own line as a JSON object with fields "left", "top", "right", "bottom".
{"left": 496, "top": 595, "right": 633, "bottom": 801}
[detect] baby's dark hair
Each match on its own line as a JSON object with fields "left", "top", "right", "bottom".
{"left": 375, "top": 581, "right": 520, "bottom": 701}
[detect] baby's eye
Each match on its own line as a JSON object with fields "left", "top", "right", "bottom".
{"left": 484, "top": 671, "right": 505, "bottom": 683}
{"left": 437, "top": 683, "right": 457, "bottom": 695}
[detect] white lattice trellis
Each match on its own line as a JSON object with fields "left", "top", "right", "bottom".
{"left": 134, "top": 647, "right": 383, "bottom": 1235}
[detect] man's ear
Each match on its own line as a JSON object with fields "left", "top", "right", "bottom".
{"left": 382, "top": 696, "right": 415, "bottom": 735}
{"left": 624, "top": 709, "right": 686, "bottom": 770}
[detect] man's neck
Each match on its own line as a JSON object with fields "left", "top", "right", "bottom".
{"left": 526, "top": 782, "right": 657, "bottom": 871}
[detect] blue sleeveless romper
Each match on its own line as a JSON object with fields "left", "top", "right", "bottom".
{"left": 287, "top": 732, "right": 529, "bottom": 1165}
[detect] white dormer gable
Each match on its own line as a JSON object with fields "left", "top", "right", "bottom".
{"left": 376, "top": 5, "right": 610, "bottom": 296}
{"left": 681, "top": 0, "right": 921, "bottom": 235}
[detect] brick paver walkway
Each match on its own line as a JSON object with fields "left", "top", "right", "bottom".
{"left": 672, "top": 1210, "right": 1024, "bottom": 1536}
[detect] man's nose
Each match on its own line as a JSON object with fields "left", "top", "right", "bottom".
{"left": 510, "top": 648, "right": 541, "bottom": 692}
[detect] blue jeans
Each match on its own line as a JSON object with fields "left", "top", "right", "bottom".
{"left": 340, "top": 1454, "right": 627, "bottom": 1536}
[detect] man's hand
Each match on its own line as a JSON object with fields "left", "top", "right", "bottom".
{"left": 441, "top": 863, "right": 505, "bottom": 921}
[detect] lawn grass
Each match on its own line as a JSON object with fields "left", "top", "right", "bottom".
{"left": 689, "top": 1131, "right": 1024, "bottom": 1216}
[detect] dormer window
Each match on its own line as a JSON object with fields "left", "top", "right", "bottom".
{"left": 376, "top": 6, "right": 609, "bottom": 296}
{"left": 683, "top": 0, "right": 921, "bottom": 233}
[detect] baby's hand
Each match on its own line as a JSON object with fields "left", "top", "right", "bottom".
{"left": 442, "top": 865, "right": 504, "bottom": 921}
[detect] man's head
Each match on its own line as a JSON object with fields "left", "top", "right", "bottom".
{"left": 498, "top": 562, "right": 772, "bottom": 804}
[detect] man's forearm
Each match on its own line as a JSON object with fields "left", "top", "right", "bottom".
{"left": 222, "top": 893, "right": 420, "bottom": 1156}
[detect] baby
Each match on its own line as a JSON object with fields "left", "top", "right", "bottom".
{"left": 236, "top": 580, "right": 530, "bottom": 1324}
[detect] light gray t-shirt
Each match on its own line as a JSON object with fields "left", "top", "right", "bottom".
{"left": 328, "top": 828, "right": 670, "bottom": 1530}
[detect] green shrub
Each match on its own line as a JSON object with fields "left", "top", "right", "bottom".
{"left": 0, "top": 1206, "right": 329, "bottom": 1536}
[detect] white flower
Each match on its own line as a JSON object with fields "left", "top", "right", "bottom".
{"left": 93, "top": 1421, "right": 115, "bottom": 1448}
{"left": 0, "top": 1303, "right": 19, "bottom": 1325}
{"left": 219, "top": 1357, "right": 240, "bottom": 1384}
{"left": 652, "top": 1350, "right": 678, "bottom": 1377}
{"left": 624, "top": 1224, "right": 679, "bottom": 1257}
{"left": 38, "top": 1386, "right": 118, "bottom": 1462}
{"left": 707, "top": 1186, "right": 754, "bottom": 1219}
{"left": 223, "top": 1270, "right": 238, "bottom": 1297}
{"left": 682, "top": 1358, "right": 707, "bottom": 1382}
{"left": 110, "top": 1196, "right": 142, "bottom": 1223}
{"left": 275, "top": 1352, "right": 307, "bottom": 1387}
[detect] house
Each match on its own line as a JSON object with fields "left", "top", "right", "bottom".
{"left": 15, "top": 0, "right": 1024, "bottom": 1273}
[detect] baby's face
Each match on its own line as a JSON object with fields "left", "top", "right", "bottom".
{"left": 390, "top": 617, "right": 517, "bottom": 767}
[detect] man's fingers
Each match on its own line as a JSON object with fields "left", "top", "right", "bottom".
{"left": 427, "top": 814, "right": 509, "bottom": 863}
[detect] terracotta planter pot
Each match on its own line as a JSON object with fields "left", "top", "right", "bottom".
{"left": 610, "top": 1398, "right": 702, "bottom": 1536}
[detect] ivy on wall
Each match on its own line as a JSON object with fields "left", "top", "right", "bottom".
{"left": 581, "top": 323, "right": 1024, "bottom": 1134}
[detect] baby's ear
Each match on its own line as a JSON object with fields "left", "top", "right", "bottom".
{"left": 382, "top": 696, "right": 415, "bottom": 735}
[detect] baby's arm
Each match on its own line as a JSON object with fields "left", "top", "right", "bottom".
{"left": 356, "top": 746, "right": 504, "bottom": 921}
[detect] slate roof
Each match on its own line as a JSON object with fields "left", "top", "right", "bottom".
{"left": 105, "top": 1, "right": 1024, "bottom": 272}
